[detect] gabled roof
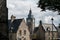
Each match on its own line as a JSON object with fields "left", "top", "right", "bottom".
{"left": 8, "top": 19, "right": 23, "bottom": 33}
{"left": 34, "top": 23, "right": 57, "bottom": 33}
{"left": 42, "top": 23, "right": 57, "bottom": 31}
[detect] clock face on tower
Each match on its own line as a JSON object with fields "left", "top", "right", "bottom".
{"left": 28, "top": 19, "right": 31, "bottom": 22}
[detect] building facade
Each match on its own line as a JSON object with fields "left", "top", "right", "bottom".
{"left": 43, "top": 24, "right": 58, "bottom": 40}
{"left": 57, "top": 24, "right": 60, "bottom": 40}
{"left": 32, "top": 20, "right": 58, "bottom": 40}
{"left": 8, "top": 15, "right": 30, "bottom": 40}
{"left": 8, "top": 9, "right": 58, "bottom": 40}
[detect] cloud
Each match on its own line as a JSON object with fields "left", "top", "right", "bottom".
{"left": 7, "top": 0, "right": 60, "bottom": 26}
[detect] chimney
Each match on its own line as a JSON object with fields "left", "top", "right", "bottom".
{"left": 11, "top": 15, "right": 16, "bottom": 22}
{"left": 58, "top": 24, "right": 60, "bottom": 28}
{"left": 39, "top": 20, "right": 42, "bottom": 26}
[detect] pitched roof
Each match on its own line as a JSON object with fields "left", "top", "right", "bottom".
{"left": 42, "top": 23, "right": 57, "bottom": 31}
{"left": 34, "top": 23, "right": 57, "bottom": 33}
{"left": 8, "top": 19, "right": 23, "bottom": 33}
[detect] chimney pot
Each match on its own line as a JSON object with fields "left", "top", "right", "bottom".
{"left": 11, "top": 15, "right": 16, "bottom": 22}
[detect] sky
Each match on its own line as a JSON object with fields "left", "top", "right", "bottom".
{"left": 7, "top": 0, "right": 60, "bottom": 27}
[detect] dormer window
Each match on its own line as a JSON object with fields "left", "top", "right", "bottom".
{"left": 11, "top": 27, "right": 13, "bottom": 30}
{"left": 10, "top": 27, "right": 13, "bottom": 32}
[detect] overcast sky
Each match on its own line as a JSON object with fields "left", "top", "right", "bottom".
{"left": 7, "top": 0, "right": 60, "bottom": 27}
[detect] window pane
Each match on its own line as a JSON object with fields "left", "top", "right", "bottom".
{"left": 18, "top": 38, "right": 21, "bottom": 40}
{"left": 24, "top": 30, "right": 26, "bottom": 35}
{"left": 24, "top": 38, "right": 26, "bottom": 40}
{"left": 19, "top": 30, "right": 21, "bottom": 36}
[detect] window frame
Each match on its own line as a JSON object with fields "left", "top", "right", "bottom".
{"left": 24, "top": 30, "right": 26, "bottom": 35}
{"left": 19, "top": 30, "right": 22, "bottom": 36}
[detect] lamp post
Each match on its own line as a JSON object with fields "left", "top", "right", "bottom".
{"left": 51, "top": 18, "right": 54, "bottom": 40}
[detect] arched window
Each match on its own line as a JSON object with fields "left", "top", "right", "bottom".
{"left": 19, "top": 30, "right": 22, "bottom": 36}
{"left": 18, "top": 38, "right": 21, "bottom": 40}
{"left": 46, "top": 27, "right": 50, "bottom": 31}
{"left": 24, "top": 38, "right": 26, "bottom": 40}
{"left": 24, "top": 30, "right": 26, "bottom": 35}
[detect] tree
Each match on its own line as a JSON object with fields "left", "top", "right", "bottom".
{"left": 38, "top": 0, "right": 60, "bottom": 14}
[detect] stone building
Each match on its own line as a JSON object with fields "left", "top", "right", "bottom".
{"left": 32, "top": 21, "right": 58, "bottom": 40}
{"left": 8, "top": 9, "right": 58, "bottom": 40}
{"left": 0, "top": 0, "right": 8, "bottom": 40}
{"left": 57, "top": 24, "right": 60, "bottom": 40}
{"left": 8, "top": 15, "right": 30, "bottom": 40}
{"left": 43, "top": 23, "right": 58, "bottom": 40}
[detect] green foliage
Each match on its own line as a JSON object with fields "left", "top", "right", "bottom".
{"left": 38, "top": 0, "right": 60, "bottom": 13}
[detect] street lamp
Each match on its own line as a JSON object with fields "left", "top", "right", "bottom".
{"left": 51, "top": 18, "right": 54, "bottom": 40}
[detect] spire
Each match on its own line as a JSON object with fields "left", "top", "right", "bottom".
{"left": 28, "top": 8, "right": 32, "bottom": 18}
{"left": 29, "top": 8, "right": 32, "bottom": 15}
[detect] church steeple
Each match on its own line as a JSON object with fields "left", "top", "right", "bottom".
{"left": 28, "top": 8, "right": 32, "bottom": 18}
{"left": 26, "top": 8, "right": 35, "bottom": 34}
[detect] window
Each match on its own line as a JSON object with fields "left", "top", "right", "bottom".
{"left": 53, "top": 32, "right": 55, "bottom": 37}
{"left": 24, "top": 38, "right": 26, "bottom": 40}
{"left": 18, "top": 38, "right": 21, "bottom": 40}
{"left": 19, "top": 30, "right": 22, "bottom": 36}
{"left": 46, "top": 27, "right": 50, "bottom": 31}
{"left": 24, "top": 30, "right": 26, "bottom": 35}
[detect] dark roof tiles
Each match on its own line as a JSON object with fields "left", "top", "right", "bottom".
{"left": 8, "top": 19, "right": 23, "bottom": 33}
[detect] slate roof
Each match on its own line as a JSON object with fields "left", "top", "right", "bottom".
{"left": 8, "top": 19, "right": 23, "bottom": 33}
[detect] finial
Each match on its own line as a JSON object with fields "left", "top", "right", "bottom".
{"left": 29, "top": 8, "right": 32, "bottom": 15}
{"left": 59, "top": 24, "right": 60, "bottom": 28}
{"left": 40, "top": 20, "right": 42, "bottom": 26}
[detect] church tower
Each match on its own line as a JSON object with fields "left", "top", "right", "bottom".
{"left": 26, "top": 9, "right": 35, "bottom": 34}
{"left": 0, "top": 0, "right": 8, "bottom": 37}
